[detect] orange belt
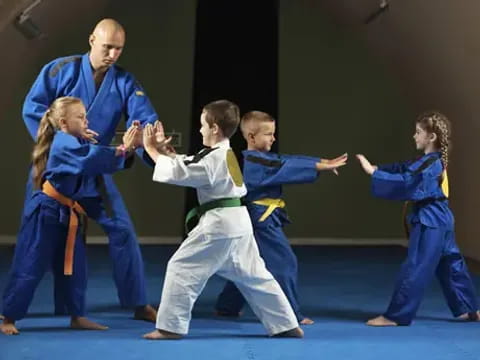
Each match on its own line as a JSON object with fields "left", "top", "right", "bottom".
{"left": 42, "top": 181, "right": 86, "bottom": 276}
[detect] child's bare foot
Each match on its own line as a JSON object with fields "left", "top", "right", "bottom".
{"left": 143, "top": 329, "right": 182, "bottom": 340}
{"left": 366, "top": 315, "right": 398, "bottom": 326}
{"left": 300, "top": 317, "right": 314, "bottom": 325}
{"left": 134, "top": 305, "right": 157, "bottom": 323}
{"left": 458, "top": 311, "right": 480, "bottom": 321}
{"left": 70, "top": 316, "right": 108, "bottom": 330}
{"left": 273, "top": 327, "right": 304, "bottom": 338}
{"left": 214, "top": 310, "right": 242, "bottom": 318}
{"left": 1, "top": 318, "right": 19, "bottom": 335}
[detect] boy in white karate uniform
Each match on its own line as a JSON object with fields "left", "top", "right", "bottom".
{"left": 142, "top": 100, "right": 305, "bottom": 340}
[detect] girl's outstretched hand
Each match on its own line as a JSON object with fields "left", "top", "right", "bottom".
{"left": 356, "top": 154, "right": 377, "bottom": 175}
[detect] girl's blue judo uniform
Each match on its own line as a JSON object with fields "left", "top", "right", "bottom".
{"left": 372, "top": 152, "right": 478, "bottom": 325}
{"left": 3, "top": 132, "right": 127, "bottom": 320}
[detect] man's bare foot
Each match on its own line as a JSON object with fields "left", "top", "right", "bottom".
{"left": 214, "top": 310, "right": 242, "bottom": 318}
{"left": 70, "top": 316, "right": 108, "bottom": 330}
{"left": 366, "top": 315, "right": 398, "bottom": 326}
{"left": 1, "top": 318, "right": 19, "bottom": 335}
{"left": 458, "top": 311, "right": 480, "bottom": 321}
{"left": 143, "top": 329, "right": 182, "bottom": 340}
{"left": 273, "top": 327, "right": 304, "bottom": 338}
{"left": 300, "top": 317, "right": 314, "bottom": 325}
{"left": 134, "top": 305, "right": 157, "bottom": 323}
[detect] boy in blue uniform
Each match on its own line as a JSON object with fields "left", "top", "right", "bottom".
{"left": 215, "top": 111, "right": 347, "bottom": 324}
{"left": 357, "top": 111, "right": 479, "bottom": 326}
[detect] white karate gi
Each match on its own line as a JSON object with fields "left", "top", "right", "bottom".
{"left": 152, "top": 138, "right": 298, "bottom": 335}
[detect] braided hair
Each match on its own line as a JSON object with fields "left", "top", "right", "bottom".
{"left": 416, "top": 111, "right": 451, "bottom": 170}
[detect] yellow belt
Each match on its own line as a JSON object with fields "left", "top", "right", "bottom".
{"left": 252, "top": 198, "right": 286, "bottom": 222}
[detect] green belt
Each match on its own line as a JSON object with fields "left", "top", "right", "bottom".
{"left": 185, "top": 197, "right": 242, "bottom": 233}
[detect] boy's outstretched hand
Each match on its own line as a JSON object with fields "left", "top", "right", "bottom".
{"left": 317, "top": 153, "right": 348, "bottom": 174}
{"left": 153, "top": 120, "right": 167, "bottom": 144}
{"left": 142, "top": 122, "right": 174, "bottom": 162}
{"left": 153, "top": 121, "right": 176, "bottom": 156}
{"left": 356, "top": 154, "right": 377, "bottom": 175}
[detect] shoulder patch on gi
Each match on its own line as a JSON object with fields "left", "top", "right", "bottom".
{"left": 184, "top": 147, "right": 218, "bottom": 165}
{"left": 227, "top": 149, "right": 243, "bottom": 186}
{"left": 245, "top": 155, "right": 282, "bottom": 168}
{"left": 49, "top": 56, "right": 81, "bottom": 78}
{"left": 133, "top": 78, "right": 146, "bottom": 96}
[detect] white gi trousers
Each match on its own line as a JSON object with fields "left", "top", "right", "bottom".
{"left": 155, "top": 228, "right": 299, "bottom": 335}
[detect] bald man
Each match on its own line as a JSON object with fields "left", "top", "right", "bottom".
{"left": 18, "top": 19, "right": 157, "bottom": 322}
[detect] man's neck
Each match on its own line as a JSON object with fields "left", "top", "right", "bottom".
{"left": 89, "top": 55, "right": 108, "bottom": 75}
{"left": 89, "top": 60, "right": 108, "bottom": 89}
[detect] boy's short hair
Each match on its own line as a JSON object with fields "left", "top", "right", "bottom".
{"left": 202, "top": 100, "right": 240, "bottom": 138}
{"left": 240, "top": 111, "right": 275, "bottom": 138}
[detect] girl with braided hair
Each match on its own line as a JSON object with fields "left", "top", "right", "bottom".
{"left": 356, "top": 111, "right": 479, "bottom": 326}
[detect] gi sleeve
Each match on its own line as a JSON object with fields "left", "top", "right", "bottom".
{"left": 371, "top": 157, "right": 438, "bottom": 201}
{"left": 124, "top": 74, "right": 159, "bottom": 167}
{"left": 244, "top": 153, "right": 319, "bottom": 187}
{"left": 152, "top": 154, "right": 213, "bottom": 188}
{"left": 51, "top": 137, "right": 125, "bottom": 177}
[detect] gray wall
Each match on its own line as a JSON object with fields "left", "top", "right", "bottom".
{"left": 2, "top": 0, "right": 479, "bottom": 260}
{"left": 279, "top": 0, "right": 414, "bottom": 239}
{"left": 0, "top": 0, "right": 196, "bottom": 238}
{"left": 312, "top": 0, "right": 480, "bottom": 259}
{"left": 99, "top": 0, "right": 196, "bottom": 236}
